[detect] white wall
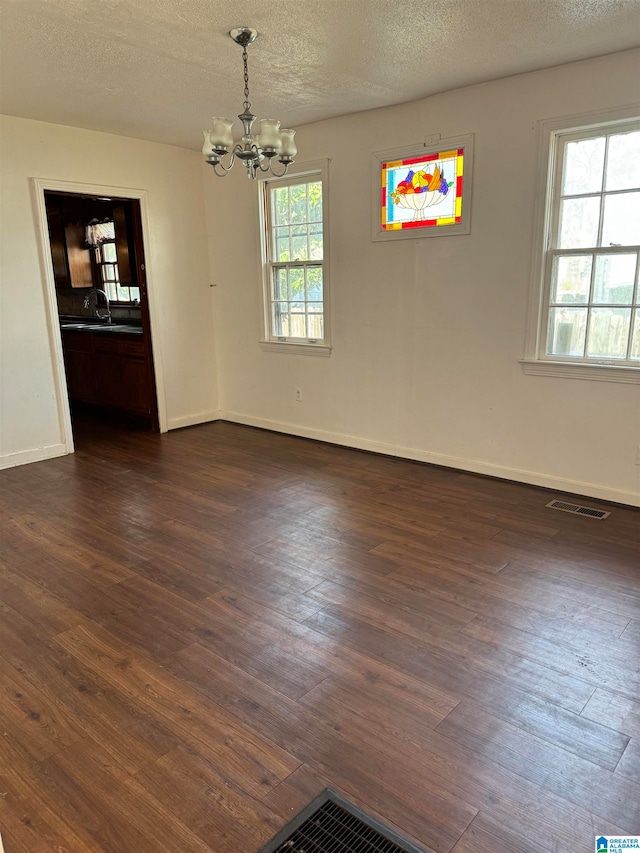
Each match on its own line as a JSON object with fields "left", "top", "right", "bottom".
{"left": 204, "top": 50, "right": 640, "bottom": 506}
{"left": 0, "top": 115, "right": 219, "bottom": 467}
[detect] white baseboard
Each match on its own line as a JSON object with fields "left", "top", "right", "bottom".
{"left": 167, "top": 409, "right": 221, "bottom": 431}
{"left": 220, "top": 411, "right": 640, "bottom": 508}
{"left": 0, "top": 443, "right": 68, "bottom": 470}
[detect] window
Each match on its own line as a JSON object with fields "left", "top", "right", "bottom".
{"left": 94, "top": 240, "right": 140, "bottom": 304}
{"left": 371, "top": 134, "right": 473, "bottom": 241}
{"left": 524, "top": 110, "right": 640, "bottom": 382}
{"left": 86, "top": 219, "right": 139, "bottom": 305}
{"left": 260, "top": 162, "right": 330, "bottom": 354}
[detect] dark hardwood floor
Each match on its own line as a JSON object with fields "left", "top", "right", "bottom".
{"left": 0, "top": 416, "right": 638, "bottom": 852}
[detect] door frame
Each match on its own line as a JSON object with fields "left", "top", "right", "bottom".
{"left": 32, "top": 177, "right": 168, "bottom": 454}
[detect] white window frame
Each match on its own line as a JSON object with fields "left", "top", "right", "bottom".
{"left": 522, "top": 105, "right": 640, "bottom": 384}
{"left": 258, "top": 159, "right": 331, "bottom": 356}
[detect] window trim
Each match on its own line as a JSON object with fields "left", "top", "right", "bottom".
{"left": 258, "top": 158, "right": 331, "bottom": 355}
{"left": 523, "top": 105, "right": 640, "bottom": 384}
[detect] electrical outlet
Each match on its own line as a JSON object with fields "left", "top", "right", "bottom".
{"left": 295, "top": 387, "right": 302, "bottom": 402}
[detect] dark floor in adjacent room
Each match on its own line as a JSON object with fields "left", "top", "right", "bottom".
{"left": 0, "top": 418, "right": 638, "bottom": 852}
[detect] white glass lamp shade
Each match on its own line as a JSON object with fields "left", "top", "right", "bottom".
{"left": 253, "top": 137, "right": 267, "bottom": 160}
{"left": 209, "top": 117, "right": 234, "bottom": 150}
{"left": 202, "top": 130, "right": 216, "bottom": 157}
{"left": 259, "top": 119, "right": 282, "bottom": 152}
{"left": 279, "top": 129, "right": 297, "bottom": 158}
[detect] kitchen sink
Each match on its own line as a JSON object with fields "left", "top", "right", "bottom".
{"left": 60, "top": 322, "right": 95, "bottom": 329}
{"left": 91, "top": 324, "right": 142, "bottom": 334}
{"left": 61, "top": 322, "right": 142, "bottom": 335}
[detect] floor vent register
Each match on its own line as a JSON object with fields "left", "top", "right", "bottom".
{"left": 259, "top": 789, "right": 428, "bottom": 853}
{"left": 546, "top": 499, "right": 610, "bottom": 519}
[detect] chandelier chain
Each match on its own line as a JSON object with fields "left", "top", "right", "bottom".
{"left": 242, "top": 45, "right": 251, "bottom": 112}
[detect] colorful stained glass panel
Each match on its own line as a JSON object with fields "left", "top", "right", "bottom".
{"left": 381, "top": 147, "right": 464, "bottom": 231}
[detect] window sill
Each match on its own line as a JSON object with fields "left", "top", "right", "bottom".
{"left": 260, "top": 341, "right": 332, "bottom": 357}
{"left": 520, "top": 359, "right": 640, "bottom": 384}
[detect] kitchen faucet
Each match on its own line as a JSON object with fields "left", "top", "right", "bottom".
{"left": 83, "top": 288, "right": 112, "bottom": 324}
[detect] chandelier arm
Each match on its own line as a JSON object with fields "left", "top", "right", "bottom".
{"left": 211, "top": 162, "right": 232, "bottom": 177}
{"left": 207, "top": 149, "right": 237, "bottom": 175}
{"left": 267, "top": 161, "right": 291, "bottom": 178}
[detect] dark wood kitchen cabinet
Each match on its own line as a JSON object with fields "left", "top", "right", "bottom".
{"left": 46, "top": 200, "right": 73, "bottom": 289}
{"left": 61, "top": 331, "right": 97, "bottom": 404}
{"left": 61, "top": 330, "right": 152, "bottom": 417}
{"left": 92, "top": 344, "right": 122, "bottom": 409}
{"left": 45, "top": 198, "right": 94, "bottom": 289}
{"left": 93, "top": 336, "right": 151, "bottom": 415}
{"left": 64, "top": 223, "right": 93, "bottom": 288}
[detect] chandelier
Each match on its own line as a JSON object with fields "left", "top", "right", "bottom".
{"left": 202, "top": 27, "right": 297, "bottom": 180}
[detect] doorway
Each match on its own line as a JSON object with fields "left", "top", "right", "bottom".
{"left": 34, "top": 180, "right": 165, "bottom": 453}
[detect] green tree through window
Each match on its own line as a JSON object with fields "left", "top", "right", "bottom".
{"left": 263, "top": 173, "right": 326, "bottom": 344}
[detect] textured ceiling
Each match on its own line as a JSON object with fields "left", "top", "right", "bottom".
{"left": 1, "top": 0, "right": 639, "bottom": 150}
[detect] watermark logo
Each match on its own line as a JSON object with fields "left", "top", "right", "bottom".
{"left": 596, "top": 838, "right": 640, "bottom": 852}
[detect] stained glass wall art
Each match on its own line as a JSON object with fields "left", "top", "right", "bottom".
{"left": 372, "top": 135, "right": 473, "bottom": 241}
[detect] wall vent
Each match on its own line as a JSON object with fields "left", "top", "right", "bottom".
{"left": 546, "top": 499, "right": 610, "bottom": 519}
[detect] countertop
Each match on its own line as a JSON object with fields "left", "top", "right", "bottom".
{"left": 60, "top": 320, "right": 143, "bottom": 336}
